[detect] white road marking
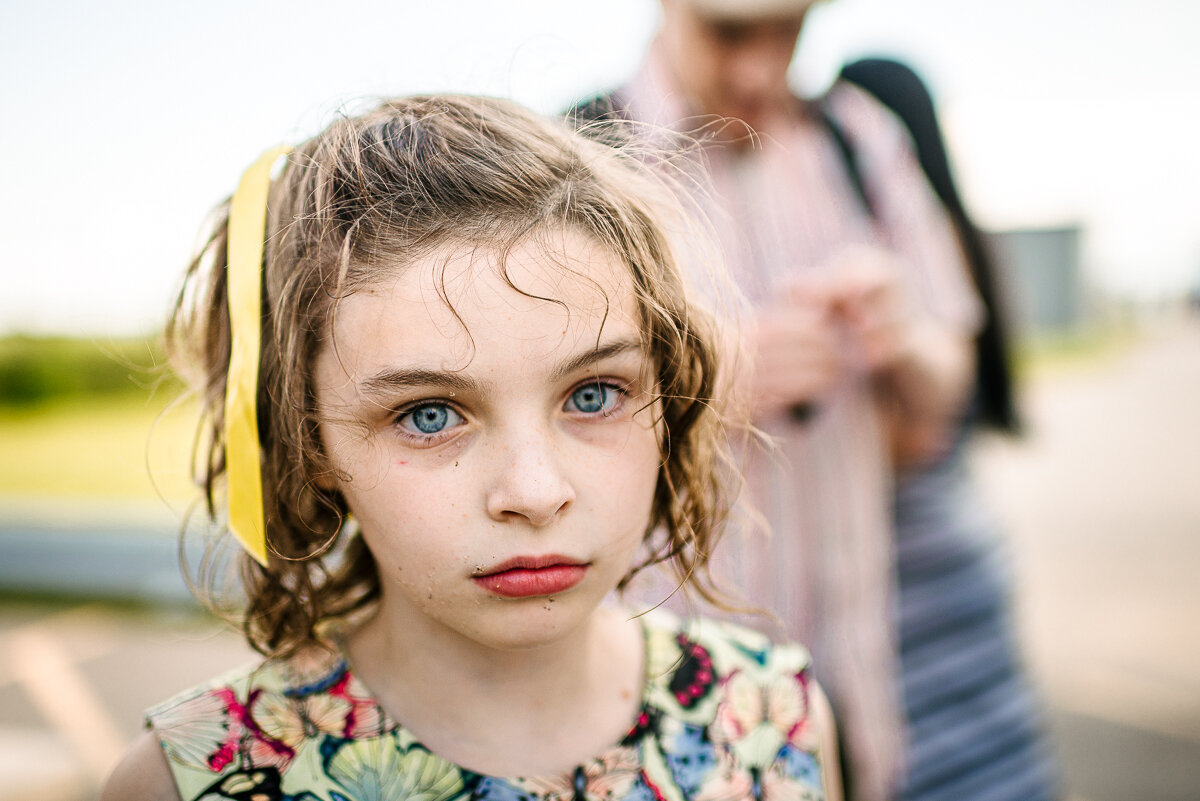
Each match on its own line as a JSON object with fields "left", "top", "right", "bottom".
{"left": 8, "top": 625, "right": 126, "bottom": 782}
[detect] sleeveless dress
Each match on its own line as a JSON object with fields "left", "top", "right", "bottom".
{"left": 146, "top": 611, "right": 829, "bottom": 801}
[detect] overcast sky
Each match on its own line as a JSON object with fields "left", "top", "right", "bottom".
{"left": 3, "top": 0, "right": 1198, "bottom": 335}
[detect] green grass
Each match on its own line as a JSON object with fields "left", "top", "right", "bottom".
{"left": 0, "top": 392, "right": 199, "bottom": 503}
{"left": 1010, "top": 321, "right": 1142, "bottom": 380}
{"left": 0, "top": 333, "right": 199, "bottom": 505}
{"left": 0, "top": 334, "right": 169, "bottom": 406}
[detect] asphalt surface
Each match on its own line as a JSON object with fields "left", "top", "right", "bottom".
{"left": 2, "top": 317, "right": 1198, "bottom": 800}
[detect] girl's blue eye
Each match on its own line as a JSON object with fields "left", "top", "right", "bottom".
{"left": 399, "top": 403, "right": 462, "bottom": 436}
{"left": 566, "top": 382, "right": 621, "bottom": 415}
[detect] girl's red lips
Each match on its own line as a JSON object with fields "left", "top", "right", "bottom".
{"left": 473, "top": 555, "right": 589, "bottom": 598}
{"left": 477, "top": 554, "right": 585, "bottom": 575}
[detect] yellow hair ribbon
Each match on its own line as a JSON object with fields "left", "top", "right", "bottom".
{"left": 225, "top": 145, "right": 290, "bottom": 566}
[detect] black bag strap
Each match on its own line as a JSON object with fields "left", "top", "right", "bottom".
{"left": 813, "top": 93, "right": 878, "bottom": 221}
{"left": 565, "top": 90, "right": 630, "bottom": 129}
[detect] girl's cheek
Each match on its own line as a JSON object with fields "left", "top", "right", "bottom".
{"left": 562, "top": 417, "right": 652, "bottom": 453}
{"left": 388, "top": 434, "right": 472, "bottom": 470}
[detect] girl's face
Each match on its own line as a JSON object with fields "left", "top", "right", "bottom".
{"left": 314, "top": 230, "right": 661, "bottom": 653}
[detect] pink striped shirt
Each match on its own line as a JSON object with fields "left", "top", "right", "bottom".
{"left": 620, "top": 45, "right": 980, "bottom": 801}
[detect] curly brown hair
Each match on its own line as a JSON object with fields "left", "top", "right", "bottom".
{"left": 167, "top": 95, "right": 737, "bottom": 658}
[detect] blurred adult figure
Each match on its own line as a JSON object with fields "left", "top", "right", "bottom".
{"left": 573, "top": 2, "right": 980, "bottom": 799}
{"left": 841, "top": 57, "right": 1059, "bottom": 801}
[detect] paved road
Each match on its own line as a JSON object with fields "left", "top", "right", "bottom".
{"left": 973, "top": 315, "right": 1200, "bottom": 799}
{"left": 2, "top": 318, "right": 1198, "bottom": 800}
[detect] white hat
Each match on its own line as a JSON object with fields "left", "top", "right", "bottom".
{"left": 680, "top": 0, "right": 819, "bottom": 20}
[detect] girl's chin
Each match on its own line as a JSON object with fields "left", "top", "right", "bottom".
{"left": 466, "top": 596, "right": 608, "bottom": 651}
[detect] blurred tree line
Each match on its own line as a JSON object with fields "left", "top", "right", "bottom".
{"left": 0, "top": 335, "right": 173, "bottom": 408}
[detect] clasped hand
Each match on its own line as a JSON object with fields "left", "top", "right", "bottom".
{"left": 750, "top": 245, "right": 917, "bottom": 423}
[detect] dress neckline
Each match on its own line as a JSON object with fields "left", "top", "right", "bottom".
{"left": 293, "top": 609, "right": 660, "bottom": 781}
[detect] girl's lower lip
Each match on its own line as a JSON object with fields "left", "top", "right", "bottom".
{"left": 473, "top": 565, "right": 588, "bottom": 598}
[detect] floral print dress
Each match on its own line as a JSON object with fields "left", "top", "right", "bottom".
{"left": 147, "top": 611, "right": 827, "bottom": 801}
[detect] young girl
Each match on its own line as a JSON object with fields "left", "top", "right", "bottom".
{"left": 101, "top": 95, "right": 841, "bottom": 801}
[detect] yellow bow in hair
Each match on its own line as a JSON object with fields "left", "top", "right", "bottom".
{"left": 224, "top": 145, "right": 290, "bottom": 566}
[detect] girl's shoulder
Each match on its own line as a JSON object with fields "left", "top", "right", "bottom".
{"left": 146, "top": 643, "right": 362, "bottom": 733}
{"left": 634, "top": 609, "right": 827, "bottom": 801}
{"left": 144, "top": 644, "right": 392, "bottom": 800}
{"left": 643, "top": 608, "right": 812, "bottom": 684}
{"left": 640, "top": 608, "right": 815, "bottom": 721}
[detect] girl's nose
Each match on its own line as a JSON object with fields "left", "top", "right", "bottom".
{"left": 484, "top": 429, "right": 575, "bottom": 527}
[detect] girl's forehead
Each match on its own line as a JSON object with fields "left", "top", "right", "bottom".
{"left": 437, "top": 232, "right": 629, "bottom": 302}
{"left": 322, "top": 231, "right": 645, "bottom": 375}
{"left": 356, "top": 231, "right": 635, "bottom": 316}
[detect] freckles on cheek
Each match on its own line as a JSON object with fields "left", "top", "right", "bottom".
{"left": 602, "top": 455, "right": 659, "bottom": 523}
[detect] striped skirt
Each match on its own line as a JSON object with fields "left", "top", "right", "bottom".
{"left": 893, "top": 444, "right": 1059, "bottom": 801}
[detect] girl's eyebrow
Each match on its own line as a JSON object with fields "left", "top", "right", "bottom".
{"left": 359, "top": 368, "right": 481, "bottom": 400}
{"left": 358, "top": 339, "right": 644, "bottom": 399}
{"left": 551, "top": 338, "right": 645, "bottom": 380}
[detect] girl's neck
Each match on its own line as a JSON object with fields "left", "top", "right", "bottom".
{"left": 345, "top": 603, "right": 646, "bottom": 777}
